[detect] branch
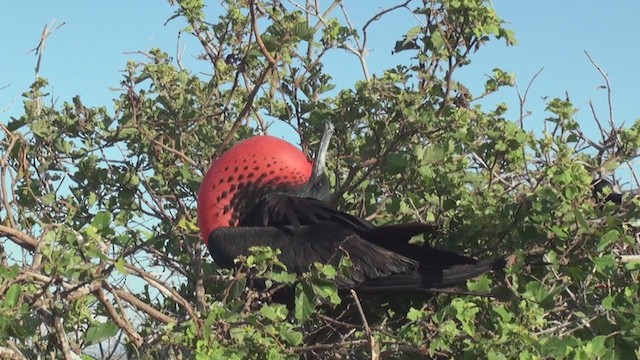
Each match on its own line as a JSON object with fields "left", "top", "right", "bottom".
{"left": 111, "top": 288, "right": 176, "bottom": 324}
{"left": 96, "top": 287, "right": 144, "bottom": 348}
{"left": 215, "top": 62, "right": 275, "bottom": 155}
{"left": 361, "top": 0, "right": 413, "bottom": 51}
{"left": 337, "top": 3, "right": 369, "bottom": 80}
{"left": 174, "top": 6, "right": 217, "bottom": 65}
{"left": 53, "top": 314, "right": 81, "bottom": 360}
{"left": 28, "top": 19, "right": 66, "bottom": 79}
{"left": 150, "top": 137, "right": 197, "bottom": 167}
{"left": 515, "top": 67, "right": 544, "bottom": 128}
{"left": 123, "top": 263, "right": 200, "bottom": 330}
{"left": 350, "top": 289, "right": 379, "bottom": 360}
{"left": 0, "top": 224, "right": 37, "bottom": 251}
{"left": 249, "top": 0, "right": 277, "bottom": 65}
{"left": 584, "top": 51, "right": 615, "bottom": 130}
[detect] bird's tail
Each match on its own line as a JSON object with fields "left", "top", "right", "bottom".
{"left": 356, "top": 256, "right": 508, "bottom": 292}
{"left": 437, "top": 258, "right": 507, "bottom": 288}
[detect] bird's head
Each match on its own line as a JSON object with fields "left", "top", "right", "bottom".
{"left": 196, "top": 123, "right": 334, "bottom": 243}
{"left": 289, "top": 122, "right": 334, "bottom": 202}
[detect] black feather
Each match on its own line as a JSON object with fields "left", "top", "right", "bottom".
{"left": 210, "top": 213, "right": 506, "bottom": 291}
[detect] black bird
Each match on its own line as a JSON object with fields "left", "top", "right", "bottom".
{"left": 197, "top": 123, "right": 506, "bottom": 291}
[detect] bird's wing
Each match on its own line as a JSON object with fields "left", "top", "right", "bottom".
{"left": 239, "top": 193, "right": 373, "bottom": 232}
{"left": 240, "top": 194, "right": 486, "bottom": 265}
{"left": 238, "top": 194, "right": 486, "bottom": 268}
{"left": 366, "top": 222, "right": 480, "bottom": 267}
{"left": 208, "top": 224, "right": 419, "bottom": 288}
{"left": 208, "top": 224, "right": 504, "bottom": 290}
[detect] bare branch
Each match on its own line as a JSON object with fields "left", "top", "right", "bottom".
{"left": 584, "top": 51, "right": 615, "bottom": 130}
{"left": 28, "top": 19, "right": 66, "bottom": 79}
{"left": 515, "top": 67, "right": 544, "bottom": 128}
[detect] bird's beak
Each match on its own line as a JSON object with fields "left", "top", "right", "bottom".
{"left": 312, "top": 121, "right": 335, "bottom": 178}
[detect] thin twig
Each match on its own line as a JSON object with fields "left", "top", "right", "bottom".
{"left": 215, "top": 62, "right": 275, "bottom": 155}
{"left": 584, "top": 51, "right": 614, "bottom": 130}
{"left": 515, "top": 67, "right": 544, "bottom": 128}
{"left": 361, "top": 0, "right": 413, "bottom": 51}
{"left": 29, "top": 19, "right": 66, "bottom": 79}
{"left": 350, "top": 289, "right": 379, "bottom": 360}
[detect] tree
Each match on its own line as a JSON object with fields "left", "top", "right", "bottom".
{"left": 1, "top": 0, "right": 639, "bottom": 358}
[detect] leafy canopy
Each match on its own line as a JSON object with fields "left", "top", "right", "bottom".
{"left": 1, "top": 0, "right": 639, "bottom": 359}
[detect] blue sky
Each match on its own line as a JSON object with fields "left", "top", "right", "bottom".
{"left": 2, "top": 1, "right": 639, "bottom": 181}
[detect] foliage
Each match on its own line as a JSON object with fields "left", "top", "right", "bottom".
{"left": 1, "top": 0, "right": 639, "bottom": 358}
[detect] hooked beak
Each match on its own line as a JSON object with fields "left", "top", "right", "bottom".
{"left": 312, "top": 121, "right": 335, "bottom": 178}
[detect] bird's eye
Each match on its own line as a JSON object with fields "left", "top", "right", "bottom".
{"left": 315, "top": 179, "right": 324, "bottom": 188}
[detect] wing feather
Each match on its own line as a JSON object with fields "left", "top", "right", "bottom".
{"left": 240, "top": 194, "right": 372, "bottom": 232}
{"left": 208, "top": 224, "right": 504, "bottom": 290}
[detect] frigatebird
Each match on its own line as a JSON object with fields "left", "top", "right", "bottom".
{"left": 197, "top": 123, "right": 505, "bottom": 291}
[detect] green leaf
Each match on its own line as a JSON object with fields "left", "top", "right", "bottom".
{"left": 549, "top": 225, "right": 568, "bottom": 240}
{"left": 5, "top": 284, "right": 22, "bottom": 307}
{"left": 85, "top": 246, "right": 109, "bottom": 262}
{"left": 492, "top": 304, "right": 513, "bottom": 323}
{"left": 574, "top": 210, "right": 589, "bottom": 230}
{"left": 177, "top": 217, "right": 199, "bottom": 232}
{"left": 226, "top": 277, "right": 247, "bottom": 301}
{"left": 467, "top": 274, "right": 491, "bottom": 292}
{"left": 278, "top": 324, "right": 303, "bottom": 345}
{"left": 293, "top": 21, "right": 313, "bottom": 41}
{"left": 312, "top": 279, "right": 341, "bottom": 305}
{"left": 294, "top": 282, "right": 315, "bottom": 322}
{"left": 539, "top": 337, "right": 569, "bottom": 359}
{"left": 403, "top": 26, "right": 422, "bottom": 45}
{"left": 85, "top": 321, "right": 118, "bottom": 345}
{"left": 259, "top": 304, "right": 288, "bottom": 322}
{"left": 443, "top": 198, "right": 456, "bottom": 211}
{"left": 423, "top": 145, "right": 445, "bottom": 164}
{"left": 383, "top": 153, "right": 408, "bottom": 175}
{"left": 601, "top": 294, "right": 616, "bottom": 310}
{"left": 430, "top": 30, "right": 444, "bottom": 51}
{"left": 593, "top": 255, "right": 616, "bottom": 275}
{"left": 597, "top": 230, "right": 619, "bottom": 252}
{"left": 624, "top": 260, "right": 640, "bottom": 271}
{"left": 6, "top": 117, "right": 27, "bottom": 131}
{"left": 91, "top": 211, "right": 112, "bottom": 230}
{"left": 119, "top": 127, "right": 138, "bottom": 137}
{"left": 267, "top": 271, "right": 297, "bottom": 285}
{"left": 260, "top": 34, "right": 281, "bottom": 53}
{"left": 319, "top": 264, "right": 337, "bottom": 279}
{"left": 487, "top": 351, "right": 508, "bottom": 360}
{"left": 583, "top": 336, "right": 607, "bottom": 357}
{"left": 114, "top": 257, "right": 126, "bottom": 274}
{"left": 406, "top": 308, "right": 423, "bottom": 321}
{"left": 604, "top": 160, "right": 619, "bottom": 172}
{"left": 41, "top": 192, "right": 55, "bottom": 204}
